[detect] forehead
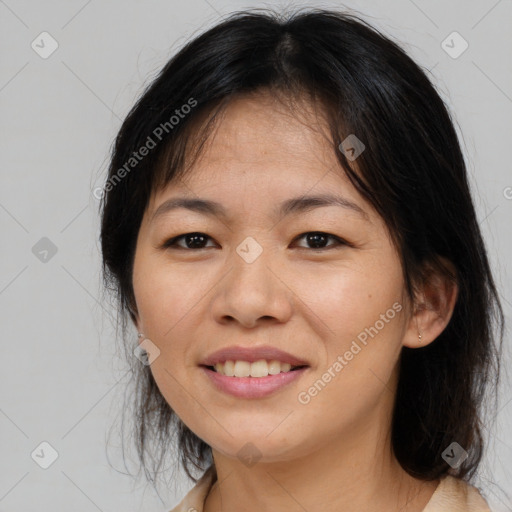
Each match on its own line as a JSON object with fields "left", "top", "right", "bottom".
{"left": 180, "top": 91, "right": 335, "bottom": 181}
{"left": 145, "top": 91, "right": 377, "bottom": 228}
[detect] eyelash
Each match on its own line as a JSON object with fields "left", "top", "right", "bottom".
{"left": 162, "top": 231, "right": 350, "bottom": 251}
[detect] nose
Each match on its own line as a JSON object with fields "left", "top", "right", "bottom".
{"left": 210, "top": 246, "right": 293, "bottom": 329}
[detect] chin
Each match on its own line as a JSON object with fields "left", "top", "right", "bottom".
{"left": 207, "top": 430, "right": 313, "bottom": 463}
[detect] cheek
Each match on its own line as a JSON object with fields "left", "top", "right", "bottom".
{"left": 291, "top": 272, "right": 405, "bottom": 440}
{"left": 132, "top": 256, "right": 205, "bottom": 338}
{"left": 293, "top": 257, "right": 405, "bottom": 343}
{"left": 132, "top": 260, "right": 204, "bottom": 420}
{"left": 132, "top": 256, "right": 209, "bottom": 389}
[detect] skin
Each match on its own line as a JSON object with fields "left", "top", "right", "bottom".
{"left": 132, "top": 90, "right": 458, "bottom": 512}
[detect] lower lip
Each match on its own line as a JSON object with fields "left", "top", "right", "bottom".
{"left": 200, "top": 366, "right": 308, "bottom": 399}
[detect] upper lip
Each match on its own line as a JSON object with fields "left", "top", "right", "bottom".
{"left": 201, "top": 345, "right": 309, "bottom": 367}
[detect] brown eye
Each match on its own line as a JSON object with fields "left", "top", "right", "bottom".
{"left": 293, "top": 232, "right": 347, "bottom": 250}
{"left": 162, "top": 231, "right": 349, "bottom": 251}
{"left": 163, "top": 232, "right": 216, "bottom": 250}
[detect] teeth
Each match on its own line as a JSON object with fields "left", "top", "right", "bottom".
{"left": 234, "top": 360, "right": 250, "bottom": 377}
{"left": 224, "top": 360, "right": 235, "bottom": 376}
{"left": 250, "top": 360, "right": 269, "bottom": 377}
{"left": 212, "top": 359, "right": 295, "bottom": 377}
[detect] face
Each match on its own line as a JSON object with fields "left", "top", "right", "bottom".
{"left": 132, "top": 91, "right": 415, "bottom": 463}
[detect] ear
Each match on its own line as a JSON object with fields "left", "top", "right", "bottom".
{"left": 127, "top": 297, "right": 142, "bottom": 333}
{"left": 402, "top": 257, "right": 458, "bottom": 349}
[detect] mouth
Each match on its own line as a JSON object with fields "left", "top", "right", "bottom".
{"left": 200, "top": 360, "right": 309, "bottom": 378}
{"left": 200, "top": 344, "right": 310, "bottom": 375}
{"left": 199, "top": 345, "right": 310, "bottom": 397}
{"left": 200, "top": 362, "right": 309, "bottom": 399}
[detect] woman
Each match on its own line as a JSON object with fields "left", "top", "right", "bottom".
{"left": 99, "top": 8, "right": 504, "bottom": 511}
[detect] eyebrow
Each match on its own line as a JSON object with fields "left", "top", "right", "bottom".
{"left": 150, "top": 193, "right": 370, "bottom": 223}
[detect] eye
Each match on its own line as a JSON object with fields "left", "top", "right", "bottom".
{"left": 292, "top": 231, "right": 348, "bottom": 250}
{"left": 163, "top": 232, "right": 216, "bottom": 250}
{"left": 162, "top": 231, "right": 349, "bottom": 251}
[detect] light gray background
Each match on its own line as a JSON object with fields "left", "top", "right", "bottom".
{"left": 1, "top": 0, "right": 511, "bottom": 510}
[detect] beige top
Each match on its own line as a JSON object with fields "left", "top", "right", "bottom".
{"left": 168, "top": 465, "right": 492, "bottom": 512}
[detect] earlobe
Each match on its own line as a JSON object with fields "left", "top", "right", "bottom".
{"left": 402, "top": 259, "right": 458, "bottom": 349}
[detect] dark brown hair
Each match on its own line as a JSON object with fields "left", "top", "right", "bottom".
{"left": 99, "top": 8, "right": 504, "bottom": 487}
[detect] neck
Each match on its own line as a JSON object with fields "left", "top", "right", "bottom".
{"left": 204, "top": 447, "right": 436, "bottom": 512}
{"left": 203, "top": 377, "right": 438, "bottom": 512}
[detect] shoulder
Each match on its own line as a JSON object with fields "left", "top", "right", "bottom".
{"left": 167, "top": 469, "right": 491, "bottom": 512}
{"left": 422, "top": 475, "right": 491, "bottom": 512}
{"left": 168, "top": 465, "right": 216, "bottom": 512}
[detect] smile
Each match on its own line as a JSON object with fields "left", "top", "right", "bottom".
{"left": 200, "top": 363, "right": 309, "bottom": 399}
{"left": 208, "top": 359, "right": 306, "bottom": 377}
